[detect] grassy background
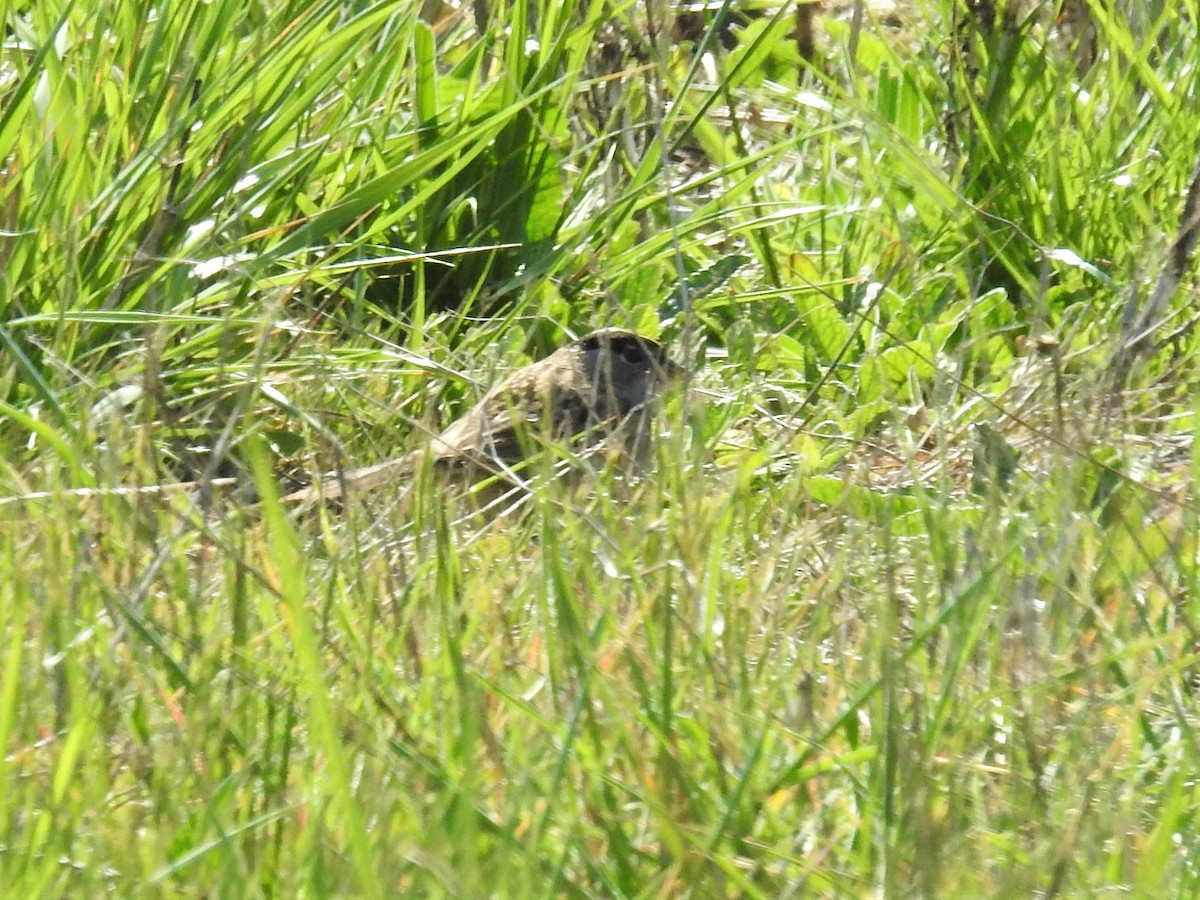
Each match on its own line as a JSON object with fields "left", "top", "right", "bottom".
{"left": 3, "top": 0, "right": 1199, "bottom": 895}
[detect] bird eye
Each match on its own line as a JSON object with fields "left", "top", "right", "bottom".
{"left": 616, "top": 338, "right": 650, "bottom": 365}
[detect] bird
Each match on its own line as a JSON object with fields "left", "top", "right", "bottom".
{"left": 283, "top": 328, "right": 684, "bottom": 504}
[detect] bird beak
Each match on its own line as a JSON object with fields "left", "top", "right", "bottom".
{"left": 658, "top": 355, "right": 686, "bottom": 382}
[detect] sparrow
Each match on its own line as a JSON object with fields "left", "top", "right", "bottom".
{"left": 284, "top": 328, "right": 683, "bottom": 503}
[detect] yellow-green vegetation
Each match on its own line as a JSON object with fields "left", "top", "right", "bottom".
{"left": 3, "top": 0, "right": 1198, "bottom": 895}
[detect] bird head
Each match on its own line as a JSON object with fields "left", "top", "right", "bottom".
{"left": 574, "top": 328, "right": 684, "bottom": 416}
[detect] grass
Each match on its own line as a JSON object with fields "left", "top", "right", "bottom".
{"left": 3, "top": 0, "right": 1200, "bottom": 895}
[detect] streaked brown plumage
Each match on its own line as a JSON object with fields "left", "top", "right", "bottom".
{"left": 285, "top": 328, "right": 682, "bottom": 503}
